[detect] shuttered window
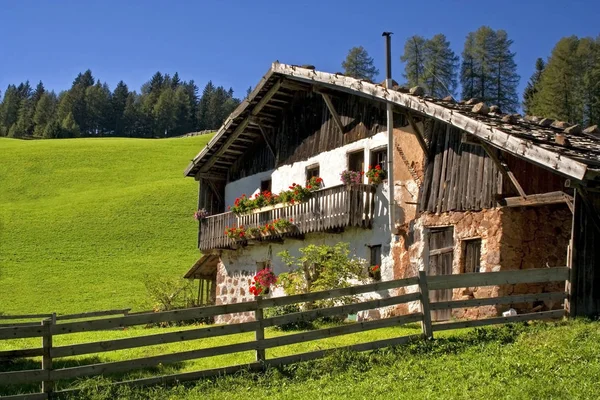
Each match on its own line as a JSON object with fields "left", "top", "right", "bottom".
{"left": 463, "top": 239, "right": 482, "bottom": 273}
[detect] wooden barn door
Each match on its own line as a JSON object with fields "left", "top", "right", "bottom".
{"left": 427, "top": 227, "right": 454, "bottom": 321}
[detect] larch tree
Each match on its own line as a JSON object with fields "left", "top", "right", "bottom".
{"left": 461, "top": 26, "right": 520, "bottom": 112}
{"left": 401, "top": 36, "right": 427, "bottom": 87}
{"left": 423, "top": 34, "right": 459, "bottom": 98}
{"left": 341, "top": 46, "right": 379, "bottom": 81}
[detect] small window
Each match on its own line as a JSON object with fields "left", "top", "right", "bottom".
{"left": 463, "top": 239, "right": 481, "bottom": 273}
{"left": 348, "top": 150, "right": 365, "bottom": 173}
{"left": 260, "top": 179, "right": 271, "bottom": 193}
{"left": 369, "top": 245, "right": 382, "bottom": 267}
{"left": 370, "top": 147, "right": 387, "bottom": 171}
{"left": 306, "top": 164, "right": 320, "bottom": 180}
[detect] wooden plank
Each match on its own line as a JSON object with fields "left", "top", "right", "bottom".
{"left": 0, "top": 314, "right": 52, "bottom": 320}
{"left": 55, "top": 308, "right": 131, "bottom": 321}
{"left": 432, "top": 310, "right": 565, "bottom": 332}
{"left": 51, "top": 321, "right": 260, "bottom": 358}
{"left": 48, "top": 301, "right": 259, "bottom": 336}
{"left": 427, "top": 267, "right": 569, "bottom": 290}
{"left": 272, "top": 63, "right": 588, "bottom": 180}
{"left": 480, "top": 141, "right": 527, "bottom": 198}
{"left": 418, "top": 271, "right": 433, "bottom": 339}
{"left": 255, "top": 298, "right": 265, "bottom": 362}
{"left": 430, "top": 291, "right": 567, "bottom": 310}
{"left": 499, "top": 191, "right": 570, "bottom": 208}
{"left": 0, "top": 369, "right": 47, "bottom": 386}
{"left": 0, "top": 325, "right": 46, "bottom": 340}
{"left": 428, "top": 246, "right": 454, "bottom": 256}
{"left": 0, "top": 347, "right": 44, "bottom": 360}
{"left": 252, "top": 118, "right": 276, "bottom": 158}
{"left": 0, "top": 393, "right": 48, "bottom": 400}
{"left": 264, "top": 293, "right": 421, "bottom": 328}
{"left": 436, "top": 125, "right": 451, "bottom": 212}
{"left": 319, "top": 92, "right": 345, "bottom": 135}
{"left": 259, "top": 313, "right": 422, "bottom": 350}
{"left": 259, "top": 276, "right": 419, "bottom": 308}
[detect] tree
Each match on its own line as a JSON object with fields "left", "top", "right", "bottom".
{"left": 33, "top": 92, "right": 57, "bottom": 137}
{"left": 342, "top": 46, "right": 379, "bottom": 81}
{"left": 153, "top": 88, "right": 176, "bottom": 136}
{"left": 111, "top": 81, "right": 129, "bottom": 136}
{"left": 61, "top": 112, "right": 81, "bottom": 137}
{"left": 522, "top": 58, "right": 545, "bottom": 115}
{"left": 460, "top": 26, "right": 520, "bottom": 112}
{"left": 197, "top": 81, "right": 215, "bottom": 130}
{"left": 85, "top": 82, "right": 111, "bottom": 135}
{"left": 423, "top": 34, "right": 458, "bottom": 97}
{"left": 401, "top": 36, "right": 427, "bottom": 87}
{"left": 0, "top": 85, "right": 21, "bottom": 136}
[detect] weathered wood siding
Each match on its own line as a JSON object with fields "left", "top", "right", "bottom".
{"left": 229, "top": 92, "right": 389, "bottom": 181}
{"left": 418, "top": 120, "right": 502, "bottom": 213}
{"left": 571, "top": 190, "right": 600, "bottom": 317}
{"left": 502, "top": 153, "right": 567, "bottom": 196}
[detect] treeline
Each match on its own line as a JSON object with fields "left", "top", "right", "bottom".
{"left": 0, "top": 70, "right": 240, "bottom": 138}
{"left": 342, "top": 26, "right": 600, "bottom": 123}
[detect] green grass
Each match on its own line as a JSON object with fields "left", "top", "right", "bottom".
{"left": 0, "top": 136, "right": 211, "bottom": 315}
{"left": 3, "top": 320, "right": 599, "bottom": 399}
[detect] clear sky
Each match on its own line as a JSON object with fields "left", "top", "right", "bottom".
{"left": 1, "top": 0, "right": 598, "bottom": 101}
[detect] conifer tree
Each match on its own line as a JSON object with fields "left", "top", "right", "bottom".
{"left": 523, "top": 58, "right": 545, "bottom": 115}
{"left": 33, "top": 92, "right": 57, "bottom": 137}
{"left": 401, "top": 36, "right": 427, "bottom": 87}
{"left": 342, "top": 46, "right": 379, "bottom": 81}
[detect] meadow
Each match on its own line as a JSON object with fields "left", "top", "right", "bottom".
{"left": 0, "top": 136, "right": 211, "bottom": 315}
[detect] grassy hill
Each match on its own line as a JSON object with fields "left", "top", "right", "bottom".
{"left": 0, "top": 136, "right": 211, "bottom": 315}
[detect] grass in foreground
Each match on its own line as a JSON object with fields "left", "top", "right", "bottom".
{"left": 2, "top": 320, "right": 600, "bottom": 399}
{"left": 0, "top": 136, "right": 210, "bottom": 315}
{"left": 64, "top": 320, "right": 600, "bottom": 400}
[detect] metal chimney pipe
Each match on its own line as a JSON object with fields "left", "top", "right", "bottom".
{"left": 382, "top": 32, "right": 396, "bottom": 236}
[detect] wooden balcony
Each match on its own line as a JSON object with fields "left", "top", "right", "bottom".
{"left": 198, "top": 184, "right": 378, "bottom": 251}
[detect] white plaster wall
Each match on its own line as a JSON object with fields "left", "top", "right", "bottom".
{"left": 224, "top": 132, "right": 389, "bottom": 208}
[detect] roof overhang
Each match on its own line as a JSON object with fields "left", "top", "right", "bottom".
{"left": 185, "top": 62, "right": 600, "bottom": 182}
{"left": 184, "top": 254, "right": 219, "bottom": 280}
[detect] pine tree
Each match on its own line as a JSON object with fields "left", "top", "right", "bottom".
{"left": 342, "top": 46, "right": 379, "bottom": 81}
{"left": 85, "top": 82, "right": 111, "bottom": 135}
{"left": 0, "top": 85, "right": 20, "bottom": 136}
{"left": 33, "top": 92, "right": 57, "bottom": 137}
{"left": 522, "top": 58, "right": 545, "bottom": 115}
{"left": 401, "top": 36, "right": 427, "bottom": 87}
{"left": 111, "top": 81, "right": 129, "bottom": 136}
{"left": 153, "top": 88, "right": 176, "bottom": 136}
{"left": 491, "top": 30, "right": 520, "bottom": 112}
{"left": 171, "top": 72, "right": 181, "bottom": 89}
{"left": 197, "top": 81, "right": 215, "bottom": 130}
{"left": 61, "top": 112, "right": 81, "bottom": 137}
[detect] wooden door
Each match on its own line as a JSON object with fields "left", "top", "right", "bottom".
{"left": 427, "top": 227, "right": 454, "bottom": 321}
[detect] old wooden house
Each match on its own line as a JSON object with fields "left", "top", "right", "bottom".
{"left": 184, "top": 63, "right": 600, "bottom": 323}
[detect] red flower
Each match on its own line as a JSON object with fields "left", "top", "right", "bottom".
{"left": 316, "top": 177, "right": 323, "bottom": 183}
{"left": 368, "top": 165, "right": 372, "bottom": 170}
{"left": 375, "top": 165, "right": 381, "bottom": 170}
{"left": 307, "top": 185, "right": 312, "bottom": 189}
{"left": 289, "top": 218, "right": 293, "bottom": 222}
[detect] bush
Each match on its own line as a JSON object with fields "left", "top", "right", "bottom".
{"left": 264, "top": 304, "right": 314, "bottom": 331}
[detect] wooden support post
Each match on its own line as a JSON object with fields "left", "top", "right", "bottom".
{"left": 418, "top": 270, "right": 433, "bottom": 339}
{"left": 479, "top": 141, "right": 527, "bottom": 198}
{"left": 41, "top": 318, "right": 53, "bottom": 396}
{"left": 319, "top": 92, "right": 345, "bottom": 135}
{"left": 253, "top": 118, "right": 276, "bottom": 158}
{"left": 255, "top": 296, "right": 265, "bottom": 363}
{"left": 405, "top": 113, "right": 429, "bottom": 155}
{"left": 50, "top": 312, "right": 56, "bottom": 325}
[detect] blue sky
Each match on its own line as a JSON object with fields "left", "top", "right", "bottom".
{"left": 1, "top": 0, "right": 598, "bottom": 101}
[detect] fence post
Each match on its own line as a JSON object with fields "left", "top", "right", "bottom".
{"left": 418, "top": 270, "right": 433, "bottom": 339}
{"left": 255, "top": 296, "right": 265, "bottom": 363}
{"left": 50, "top": 312, "right": 56, "bottom": 325}
{"left": 41, "top": 318, "right": 54, "bottom": 397}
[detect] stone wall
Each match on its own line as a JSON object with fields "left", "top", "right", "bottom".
{"left": 214, "top": 260, "right": 256, "bottom": 324}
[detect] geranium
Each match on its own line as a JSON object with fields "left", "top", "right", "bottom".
{"left": 306, "top": 176, "right": 324, "bottom": 191}
{"left": 260, "top": 223, "right": 276, "bottom": 235}
{"left": 193, "top": 208, "right": 210, "bottom": 221}
{"left": 224, "top": 226, "right": 246, "bottom": 240}
{"left": 273, "top": 218, "right": 294, "bottom": 231}
{"left": 368, "top": 264, "right": 381, "bottom": 280}
{"left": 250, "top": 268, "right": 278, "bottom": 296}
{"left": 366, "top": 165, "right": 387, "bottom": 184}
{"left": 340, "top": 170, "right": 362, "bottom": 185}
{"left": 246, "top": 226, "right": 261, "bottom": 239}
{"left": 230, "top": 194, "right": 254, "bottom": 215}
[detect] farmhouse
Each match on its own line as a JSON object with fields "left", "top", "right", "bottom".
{"left": 183, "top": 62, "right": 600, "bottom": 323}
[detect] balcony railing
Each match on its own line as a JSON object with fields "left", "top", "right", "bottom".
{"left": 198, "top": 184, "right": 377, "bottom": 251}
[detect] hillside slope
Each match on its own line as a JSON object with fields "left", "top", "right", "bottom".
{"left": 0, "top": 136, "right": 211, "bottom": 314}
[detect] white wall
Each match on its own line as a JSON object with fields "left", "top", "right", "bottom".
{"left": 224, "top": 131, "right": 389, "bottom": 208}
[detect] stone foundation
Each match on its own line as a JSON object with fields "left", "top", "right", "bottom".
{"left": 214, "top": 260, "right": 256, "bottom": 324}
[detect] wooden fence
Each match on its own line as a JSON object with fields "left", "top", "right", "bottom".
{"left": 0, "top": 309, "right": 131, "bottom": 328}
{"left": 0, "top": 267, "right": 569, "bottom": 399}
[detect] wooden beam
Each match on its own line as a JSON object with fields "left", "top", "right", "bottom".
{"left": 272, "top": 63, "right": 588, "bottom": 180}
{"left": 252, "top": 118, "right": 276, "bottom": 158}
{"left": 319, "top": 92, "right": 345, "bottom": 135}
{"left": 479, "top": 141, "right": 527, "bottom": 198}
{"left": 251, "top": 80, "right": 283, "bottom": 117}
{"left": 206, "top": 179, "right": 223, "bottom": 205}
{"left": 498, "top": 191, "right": 570, "bottom": 208}
{"left": 405, "top": 113, "right": 429, "bottom": 155}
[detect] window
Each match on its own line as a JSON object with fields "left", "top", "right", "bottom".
{"left": 348, "top": 150, "right": 365, "bottom": 173}
{"left": 306, "top": 164, "right": 320, "bottom": 180}
{"left": 260, "top": 179, "right": 271, "bottom": 193}
{"left": 369, "top": 245, "right": 382, "bottom": 267}
{"left": 463, "top": 239, "right": 481, "bottom": 273}
{"left": 256, "top": 260, "right": 271, "bottom": 270}
{"left": 370, "top": 147, "right": 387, "bottom": 170}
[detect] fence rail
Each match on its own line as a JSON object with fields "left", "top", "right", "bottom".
{"left": 0, "top": 309, "right": 131, "bottom": 328}
{"left": 0, "top": 267, "right": 568, "bottom": 399}
{"left": 198, "top": 184, "right": 377, "bottom": 250}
